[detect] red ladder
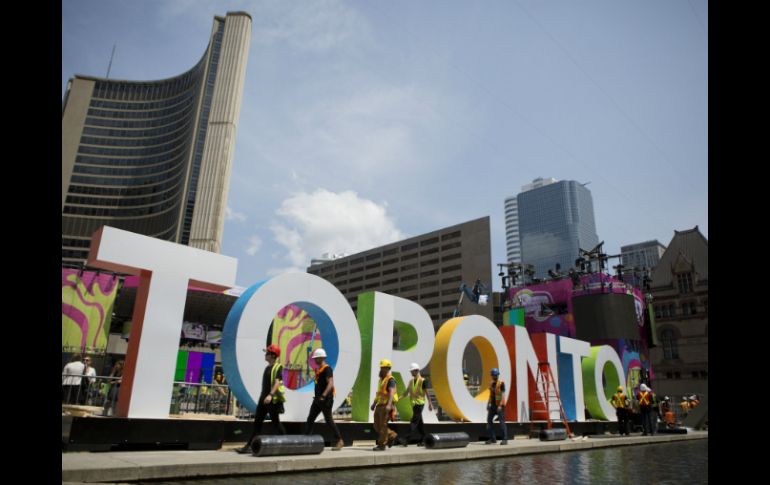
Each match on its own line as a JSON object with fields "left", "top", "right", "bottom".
{"left": 532, "top": 361, "right": 572, "bottom": 437}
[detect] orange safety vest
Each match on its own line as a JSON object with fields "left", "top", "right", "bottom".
{"left": 375, "top": 374, "right": 398, "bottom": 405}
{"left": 314, "top": 363, "right": 336, "bottom": 397}
{"left": 491, "top": 379, "right": 505, "bottom": 406}
{"left": 638, "top": 391, "right": 651, "bottom": 407}
{"left": 611, "top": 392, "right": 628, "bottom": 409}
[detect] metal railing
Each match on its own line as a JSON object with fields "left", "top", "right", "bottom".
{"left": 61, "top": 374, "right": 122, "bottom": 415}
{"left": 169, "top": 381, "right": 234, "bottom": 416}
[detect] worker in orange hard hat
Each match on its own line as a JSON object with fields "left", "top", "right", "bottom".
{"left": 236, "top": 344, "right": 286, "bottom": 454}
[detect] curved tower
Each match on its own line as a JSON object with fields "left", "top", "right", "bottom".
{"left": 62, "top": 12, "right": 251, "bottom": 266}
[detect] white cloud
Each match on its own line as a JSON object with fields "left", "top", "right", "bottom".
{"left": 270, "top": 189, "right": 405, "bottom": 269}
{"left": 245, "top": 235, "right": 262, "bottom": 256}
{"left": 226, "top": 206, "right": 247, "bottom": 223}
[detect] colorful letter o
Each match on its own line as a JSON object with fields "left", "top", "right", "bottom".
{"left": 221, "top": 273, "right": 361, "bottom": 421}
{"left": 430, "top": 315, "right": 511, "bottom": 422}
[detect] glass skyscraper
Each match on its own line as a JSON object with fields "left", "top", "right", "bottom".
{"left": 517, "top": 180, "right": 599, "bottom": 279}
{"left": 61, "top": 12, "right": 251, "bottom": 267}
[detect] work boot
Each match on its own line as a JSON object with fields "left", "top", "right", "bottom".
{"left": 387, "top": 436, "right": 396, "bottom": 448}
{"left": 235, "top": 444, "right": 252, "bottom": 454}
{"left": 417, "top": 441, "right": 425, "bottom": 447}
{"left": 373, "top": 445, "right": 386, "bottom": 451}
{"left": 500, "top": 440, "right": 508, "bottom": 445}
{"left": 484, "top": 439, "right": 496, "bottom": 444}
{"left": 332, "top": 439, "right": 344, "bottom": 451}
{"left": 399, "top": 437, "right": 408, "bottom": 447}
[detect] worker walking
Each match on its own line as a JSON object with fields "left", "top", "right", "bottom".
{"left": 610, "top": 386, "right": 630, "bottom": 436}
{"left": 637, "top": 383, "right": 656, "bottom": 436}
{"left": 236, "top": 344, "right": 286, "bottom": 454}
{"left": 370, "top": 359, "right": 399, "bottom": 451}
{"left": 303, "top": 348, "right": 344, "bottom": 450}
{"left": 400, "top": 362, "right": 433, "bottom": 446}
{"left": 484, "top": 368, "right": 508, "bottom": 445}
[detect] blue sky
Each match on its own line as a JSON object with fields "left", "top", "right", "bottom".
{"left": 62, "top": 0, "right": 708, "bottom": 289}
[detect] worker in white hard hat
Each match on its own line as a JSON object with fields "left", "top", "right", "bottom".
{"left": 636, "top": 383, "right": 656, "bottom": 436}
{"left": 399, "top": 362, "right": 433, "bottom": 447}
{"left": 303, "top": 348, "right": 344, "bottom": 450}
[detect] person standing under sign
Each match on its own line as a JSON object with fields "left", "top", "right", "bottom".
{"left": 102, "top": 360, "right": 124, "bottom": 416}
{"left": 62, "top": 354, "right": 85, "bottom": 404}
{"left": 610, "top": 386, "right": 630, "bottom": 436}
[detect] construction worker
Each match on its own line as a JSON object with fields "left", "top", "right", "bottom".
{"left": 610, "top": 386, "right": 630, "bottom": 436}
{"left": 303, "top": 348, "right": 344, "bottom": 450}
{"left": 370, "top": 359, "right": 399, "bottom": 451}
{"left": 484, "top": 368, "right": 508, "bottom": 445}
{"left": 661, "top": 396, "right": 675, "bottom": 428}
{"left": 637, "top": 383, "right": 655, "bottom": 436}
{"left": 236, "top": 344, "right": 286, "bottom": 454}
{"left": 400, "top": 362, "right": 434, "bottom": 446}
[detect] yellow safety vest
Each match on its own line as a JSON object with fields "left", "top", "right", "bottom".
{"left": 410, "top": 377, "right": 426, "bottom": 405}
{"left": 270, "top": 363, "right": 286, "bottom": 403}
{"left": 611, "top": 392, "right": 627, "bottom": 409}
{"left": 375, "top": 374, "right": 399, "bottom": 405}
{"left": 491, "top": 379, "right": 505, "bottom": 406}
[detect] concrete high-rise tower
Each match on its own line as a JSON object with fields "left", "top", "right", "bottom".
{"left": 62, "top": 12, "right": 252, "bottom": 266}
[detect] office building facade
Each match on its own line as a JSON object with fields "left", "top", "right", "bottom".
{"left": 517, "top": 180, "right": 599, "bottom": 279}
{"left": 504, "top": 177, "right": 557, "bottom": 265}
{"left": 621, "top": 240, "right": 667, "bottom": 271}
{"left": 306, "top": 217, "right": 494, "bottom": 328}
{"left": 61, "top": 12, "right": 251, "bottom": 266}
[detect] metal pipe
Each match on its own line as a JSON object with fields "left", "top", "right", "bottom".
{"left": 251, "top": 434, "right": 325, "bottom": 457}
{"left": 539, "top": 428, "right": 567, "bottom": 441}
{"left": 424, "top": 432, "right": 470, "bottom": 449}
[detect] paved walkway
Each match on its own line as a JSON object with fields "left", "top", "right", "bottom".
{"left": 63, "top": 430, "right": 708, "bottom": 484}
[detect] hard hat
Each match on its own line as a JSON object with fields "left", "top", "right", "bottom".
{"left": 311, "top": 348, "right": 327, "bottom": 359}
{"left": 617, "top": 386, "right": 624, "bottom": 392}
{"left": 410, "top": 363, "right": 420, "bottom": 371}
{"left": 379, "top": 359, "right": 393, "bottom": 368}
{"left": 490, "top": 368, "right": 500, "bottom": 377}
{"left": 264, "top": 344, "right": 280, "bottom": 357}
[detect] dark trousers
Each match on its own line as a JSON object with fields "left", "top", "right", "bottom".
{"left": 486, "top": 405, "right": 507, "bottom": 441}
{"left": 406, "top": 404, "right": 426, "bottom": 442}
{"left": 247, "top": 401, "right": 286, "bottom": 445}
{"left": 640, "top": 408, "right": 655, "bottom": 435}
{"left": 304, "top": 397, "right": 342, "bottom": 441}
{"left": 615, "top": 408, "right": 630, "bottom": 435}
{"left": 103, "top": 384, "right": 120, "bottom": 416}
{"left": 62, "top": 385, "right": 80, "bottom": 404}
